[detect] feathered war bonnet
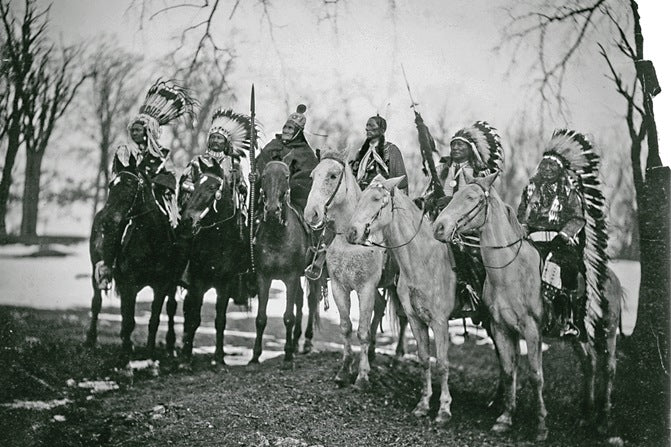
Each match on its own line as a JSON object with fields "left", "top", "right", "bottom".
{"left": 449, "top": 121, "right": 504, "bottom": 174}
{"left": 208, "top": 109, "right": 257, "bottom": 157}
{"left": 540, "top": 129, "right": 610, "bottom": 342}
{"left": 128, "top": 79, "right": 196, "bottom": 157}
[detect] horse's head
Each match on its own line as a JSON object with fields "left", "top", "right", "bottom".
{"left": 261, "top": 161, "right": 290, "bottom": 224}
{"left": 346, "top": 174, "right": 404, "bottom": 245}
{"left": 433, "top": 172, "right": 498, "bottom": 242}
{"left": 105, "top": 154, "right": 146, "bottom": 223}
{"left": 183, "top": 157, "right": 234, "bottom": 230}
{"left": 304, "top": 155, "right": 348, "bottom": 229}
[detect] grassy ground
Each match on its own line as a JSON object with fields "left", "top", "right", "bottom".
{"left": 0, "top": 302, "right": 665, "bottom": 447}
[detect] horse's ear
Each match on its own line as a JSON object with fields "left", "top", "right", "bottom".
{"left": 382, "top": 175, "right": 406, "bottom": 192}
{"left": 344, "top": 146, "right": 356, "bottom": 164}
{"left": 480, "top": 171, "right": 500, "bottom": 189}
{"left": 463, "top": 170, "right": 475, "bottom": 184}
{"left": 197, "top": 156, "right": 209, "bottom": 173}
{"left": 371, "top": 174, "right": 386, "bottom": 185}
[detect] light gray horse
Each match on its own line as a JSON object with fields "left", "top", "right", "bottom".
{"left": 346, "top": 175, "right": 457, "bottom": 425}
{"left": 304, "top": 152, "right": 407, "bottom": 389}
{"left": 433, "top": 172, "right": 623, "bottom": 441}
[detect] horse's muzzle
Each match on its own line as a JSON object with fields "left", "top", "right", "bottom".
{"left": 433, "top": 222, "right": 448, "bottom": 242}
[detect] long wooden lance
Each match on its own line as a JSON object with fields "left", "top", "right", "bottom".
{"left": 249, "top": 84, "right": 257, "bottom": 271}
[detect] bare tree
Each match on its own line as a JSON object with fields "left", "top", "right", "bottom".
{"left": 87, "top": 42, "right": 143, "bottom": 221}
{"left": 0, "top": 0, "right": 46, "bottom": 238}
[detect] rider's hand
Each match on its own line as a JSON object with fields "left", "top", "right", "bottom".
{"left": 237, "top": 182, "right": 248, "bottom": 196}
{"left": 248, "top": 172, "right": 258, "bottom": 183}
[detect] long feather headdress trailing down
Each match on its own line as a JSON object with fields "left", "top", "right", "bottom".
{"left": 544, "top": 129, "right": 609, "bottom": 342}
{"left": 208, "top": 108, "right": 261, "bottom": 156}
{"left": 139, "top": 79, "right": 197, "bottom": 127}
{"left": 450, "top": 121, "right": 504, "bottom": 174}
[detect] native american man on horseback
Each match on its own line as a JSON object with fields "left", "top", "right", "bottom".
{"left": 425, "top": 122, "right": 504, "bottom": 318}
{"left": 517, "top": 131, "right": 604, "bottom": 338}
{"left": 92, "top": 80, "right": 193, "bottom": 289}
{"left": 304, "top": 115, "right": 409, "bottom": 279}
{"left": 175, "top": 109, "right": 255, "bottom": 301}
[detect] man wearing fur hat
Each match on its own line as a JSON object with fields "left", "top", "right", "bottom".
{"left": 517, "top": 140, "right": 587, "bottom": 337}
{"left": 350, "top": 115, "right": 408, "bottom": 194}
{"left": 252, "top": 104, "right": 318, "bottom": 213}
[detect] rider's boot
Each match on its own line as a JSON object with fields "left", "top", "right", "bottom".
{"left": 559, "top": 291, "right": 580, "bottom": 337}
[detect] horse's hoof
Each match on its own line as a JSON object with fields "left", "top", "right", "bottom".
{"left": 606, "top": 436, "right": 624, "bottom": 447}
{"left": 492, "top": 421, "right": 512, "bottom": 433}
{"left": 178, "top": 362, "right": 193, "bottom": 372}
{"left": 435, "top": 410, "right": 452, "bottom": 426}
{"left": 248, "top": 357, "right": 260, "bottom": 366}
{"left": 412, "top": 404, "right": 430, "bottom": 418}
{"left": 353, "top": 376, "right": 370, "bottom": 391}
{"left": 367, "top": 349, "right": 376, "bottom": 363}
{"left": 280, "top": 359, "right": 295, "bottom": 371}
{"left": 334, "top": 372, "right": 349, "bottom": 387}
{"left": 302, "top": 340, "right": 313, "bottom": 354}
{"left": 535, "top": 426, "right": 549, "bottom": 442}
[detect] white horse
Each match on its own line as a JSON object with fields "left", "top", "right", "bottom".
{"left": 304, "top": 151, "right": 407, "bottom": 389}
{"left": 346, "top": 175, "right": 457, "bottom": 424}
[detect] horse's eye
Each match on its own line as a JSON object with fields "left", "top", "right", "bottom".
{"left": 329, "top": 173, "right": 337, "bottom": 180}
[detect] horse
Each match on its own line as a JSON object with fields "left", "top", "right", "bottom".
{"left": 179, "top": 157, "right": 251, "bottom": 366}
{"left": 304, "top": 153, "right": 408, "bottom": 389}
{"left": 346, "top": 174, "right": 458, "bottom": 424}
{"left": 250, "top": 161, "right": 323, "bottom": 363}
{"left": 432, "top": 172, "right": 623, "bottom": 441}
{"left": 87, "top": 154, "right": 179, "bottom": 358}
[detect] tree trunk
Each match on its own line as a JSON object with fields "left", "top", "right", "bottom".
{"left": 0, "top": 126, "right": 21, "bottom": 240}
{"left": 20, "top": 148, "right": 46, "bottom": 237}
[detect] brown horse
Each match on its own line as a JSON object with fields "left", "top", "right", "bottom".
{"left": 346, "top": 174, "right": 457, "bottom": 424}
{"left": 304, "top": 152, "right": 408, "bottom": 389}
{"left": 433, "top": 173, "right": 623, "bottom": 441}
{"left": 251, "top": 161, "right": 323, "bottom": 363}
{"left": 87, "top": 154, "right": 179, "bottom": 358}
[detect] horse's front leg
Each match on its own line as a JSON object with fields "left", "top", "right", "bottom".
{"left": 282, "top": 276, "right": 299, "bottom": 362}
{"left": 600, "top": 327, "right": 618, "bottom": 436}
{"left": 85, "top": 275, "right": 103, "bottom": 347}
{"left": 331, "top": 280, "right": 354, "bottom": 386}
{"left": 407, "top": 315, "right": 432, "bottom": 418}
{"left": 249, "top": 274, "right": 271, "bottom": 364}
{"left": 303, "top": 277, "right": 322, "bottom": 354}
{"left": 387, "top": 285, "right": 408, "bottom": 360}
{"left": 524, "top": 318, "right": 548, "bottom": 441}
{"left": 118, "top": 282, "right": 139, "bottom": 357}
{"left": 165, "top": 287, "right": 178, "bottom": 357}
{"left": 181, "top": 280, "right": 204, "bottom": 364}
{"left": 355, "top": 283, "right": 378, "bottom": 390}
{"left": 214, "top": 283, "right": 231, "bottom": 366}
{"left": 368, "top": 288, "right": 386, "bottom": 363}
{"left": 433, "top": 322, "right": 453, "bottom": 425}
{"left": 291, "top": 275, "right": 304, "bottom": 356}
{"left": 490, "top": 323, "right": 520, "bottom": 434}
{"left": 146, "top": 284, "right": 169, "bottom": 358}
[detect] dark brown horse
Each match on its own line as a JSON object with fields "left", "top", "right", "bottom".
{"left": 250, "top": 161, "right": 323, "bottom": 363}
{"left": 179, "top": 157, "right": 252, "bottom": 366}
{"left": 87, "top": 154, "right": 179, "bottom": 357}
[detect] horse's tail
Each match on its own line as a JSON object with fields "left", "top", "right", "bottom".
{"left": 608, "top": 268, "right": 630, "bottom": 337}
{"left": 384, "top": 286, "right": 401, "bottom": 339}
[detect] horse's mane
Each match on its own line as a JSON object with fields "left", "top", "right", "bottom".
{"left": 319, "top": 148, "right": 350, "bottom": 164}
{"left": 489, "top": 188, "right": 526, "bottom": 239}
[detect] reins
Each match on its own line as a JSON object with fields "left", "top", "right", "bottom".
{"left": 449, "top": 182, "right": 527, "bottom": 269}
{"left": 363, "top": 184, "right": 427, "bottom": 250}
{"left": 192, "top": 172, "right": 236, "bottom": 233}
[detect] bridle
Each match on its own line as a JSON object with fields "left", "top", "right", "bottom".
{"left": 260, "top": 164, "right": 291, "bottom": 226}
{"left": 110, "top": 170, "right": 151, "bottom": 220}
{"left": 312, "top": 154, "right": 346, "bottom": 230}
{"left": 448, "top": 182, "right": 525, "bottom": 269}
{"left": 192, "top": 172, "right": 236, "bottom": 233}
{"left": 360, "top": 183, "right": 426, "bottom": 250}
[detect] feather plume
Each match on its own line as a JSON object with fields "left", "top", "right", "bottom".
{"left": 138, "top": 79, "right": 197, "bottom": 126}
{"left": 208, "top": 109, "right": 260, "bottom": 154}
{"left": 451, "top": 121, "right": 504, "bottom": 174}
{"left": 544, "top": 129, "right": 609, "bottom": 342}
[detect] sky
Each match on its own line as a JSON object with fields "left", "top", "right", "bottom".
{"left": 32, "top": 0, "right": 671, "bottom": 166}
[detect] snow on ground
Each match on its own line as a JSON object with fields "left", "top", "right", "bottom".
{"left": 0, "top": 242, "right": 641, "bottom": 361}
